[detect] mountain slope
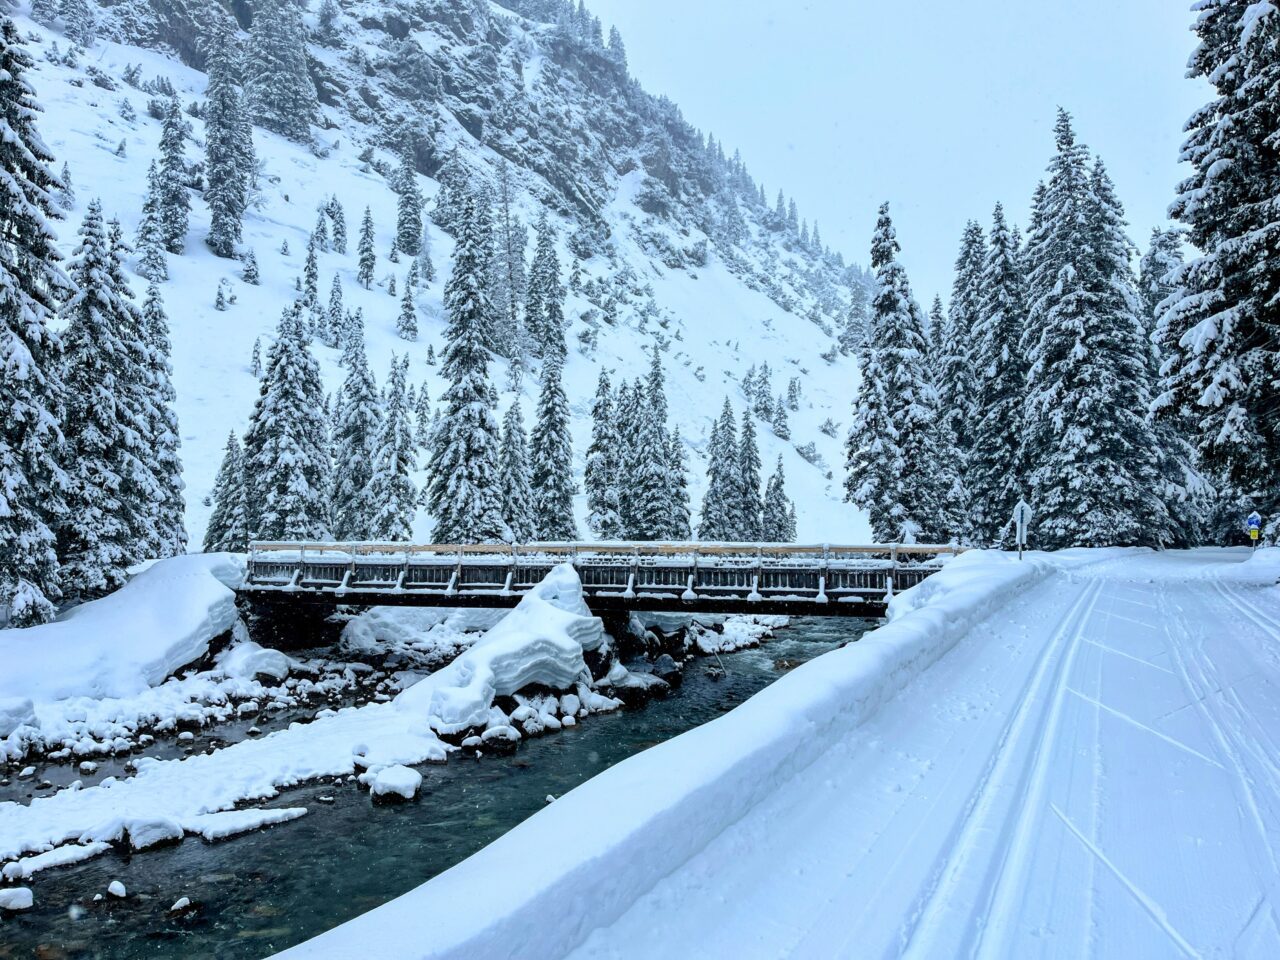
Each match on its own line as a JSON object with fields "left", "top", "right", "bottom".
{"left": 16, "top": 0, "right": 874, "bottom": 546}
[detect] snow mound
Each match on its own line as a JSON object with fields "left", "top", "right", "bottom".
{"left": 395, "top": 564, "right": 603, "bottom": 734}
{"left": 365, "top": 764, "right": 423, "bottom": 801}
{"left": 0, "top": 887, "right": 33, "bottom": 911}
{"left": 217, "top": 641, "right": 292, "bottom": 682}
{"left": 0, "top": 553, "right": 244, "bottom": 705}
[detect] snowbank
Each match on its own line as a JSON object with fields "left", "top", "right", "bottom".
{"left": 0, "top": 566, "right": 614, "bottom": 872}
{"left": 274, "top": 550, "right": 1052, "bottom": 960}
{"left": 0, "top": 553, "right": 244, "bottom": 710}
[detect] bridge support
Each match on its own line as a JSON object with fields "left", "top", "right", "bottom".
{"left": 240, "top": 595, "right": 348, "bottom": 651}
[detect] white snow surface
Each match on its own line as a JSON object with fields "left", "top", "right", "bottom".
{"left": 0, "top": 566, "right": 610, "bottom": 870}
{"left": 0, "top": 553, "right": 243, "bottom": 707}
{"left": 366, "top": 764, "right": 423, "bottom": 801}
{"left": 276, "top": 547, "right": 1280, "bottom": 960}
{"left": 0, "top": 887, "right": 34, "bottom": 911}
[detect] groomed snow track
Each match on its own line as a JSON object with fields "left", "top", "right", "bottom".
{"left": 278, "top": 548, "right": 1280, "bottom": 960}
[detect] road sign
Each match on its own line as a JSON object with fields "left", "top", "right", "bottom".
{"left": 1247, "top": 512, "right": 1263, "bottom": 547}
{"left": 1013, "top": 500, "right": 1033, "bottom": 560}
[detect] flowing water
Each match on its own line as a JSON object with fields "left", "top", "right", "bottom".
{"left": 0, "top": 617, "right": 869, "bottom": 959}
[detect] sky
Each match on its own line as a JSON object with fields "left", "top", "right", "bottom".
{"left": 588, "top": 0, "right": 1210, "bottom": 302}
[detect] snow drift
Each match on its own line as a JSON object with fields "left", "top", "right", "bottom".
{"left": 274, "top": 550, "right": 1052, "bottom": 960}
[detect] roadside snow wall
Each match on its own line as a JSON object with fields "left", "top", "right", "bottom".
{"left": 275, "top": 550, "right": 1053, "bottom": 960}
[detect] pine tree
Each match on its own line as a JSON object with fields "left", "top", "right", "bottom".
{"left": 772, "top": 395, "right": 790, "bottom": 440}
{"left": 941, "top": 220, "right": 985, "bottom": 452}
{"left": 498, "top": 402, "right": 536, "bottom": 543}
{"left": 432, "top": 148, "right": 470, "bottom": 235}
{"left": 1021, "top": 112, "right": 1166, "bottom": 548}
{"left": 242, "top": 248, "right": 260, "bottom": 284}
{"left": 302, "top": 237, "right": 319, "bottom": 307}
{"left": 762, "top": 457, "right": 794, "bottom": 542}
{"left": 0, "top": 20, "right": 69, "bottom": 624}
{"left": 242, "top": 302, "right": 331, "bottom": 540}
{"left": 156, "top": 97, "right": 189, "bottom": 254}
{"left": 136, "top": 165, "right": 168, "bottom": 282}
{"left": 418, "top": 222, "right": 436, "bottom": 283}
{"left": 845, "top": 203, "right": 945, "bottom": 542}
{"left": 491, "top": 163, "right": 528, "bottom": 357}
{"left": 1165, "top": 1, "right": 1280, "bottom": 539}
{"left": 357, "top": 205, "right": 375, "bottom": 289}
{"left": 666, "top": 427, "right": 692, "bottom": 540}
{"left": 58, "top": 203, "right": 159, "bottom": 599}
{"left": 204, "top": 24, "right": 255, "bottom": 258}
{"left": 426, "top": 190, "right": 505, "bottom": 543}
{"left": 738, "top": 412, "right": 763, "bottom": 540}
{"left": 530, "top": 354, "right": 578, "bottom": 540}
{"left": 322, "top": 272, "right": 343, "bottom": 348}
{"left": 612, "top": 379, "right": 643, "bottom": 534}
{"left": 397, "top": 277, "right": 418, "bottom": 341}
{"left": 312, "top": 208, "right": 329, "bottom": 253}
{"left": 526, "top": 213, "right": 564, "bottom": 359}
{"left": 366, "top": 356, "right": 418, "bottom": 540}
{"left": 204, "top": 432, "right": 247, "bottom": 552}
{"left": 699, "top": 399, "right": 742, "bottom": 540}
{"left": 328, "top": 196, "right": 347, "bottom": 254}
{"left": 141, "top": 283, "right": 186, "bottom": 556}
{"left": 30, "top": 0, "right": 59, "bottom": 28}
{"left": 250, "top": 336, "right": 262, "bottom": 377}
{"left": 395, "top": 147, "right": 422, "bottom": 257}
{"left": 968, "top": 203, "right": 1029, "bottom": 544}
{"left": 330, "top": 323, "right": 382, "bottom": 541}
{"left": 62, "top": 0, "right": 96, "bottom": 48}
{"left": 246, "top": 0, "right": 317, "bottom": 142}
{"left": 584, "top": 370, "right": 624, "bottom": 539}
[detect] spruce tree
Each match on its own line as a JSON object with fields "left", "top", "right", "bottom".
{"left": 250, "top": 336, "right": 262, "bottom": 377}
{"left": 312, "top": 208, "right": 329, "bottom": 253}
{"left": 58, "top": 203, "right": 158, "bottom": 599}
{"left": 699, "top": 399, "right": 742, "bottom": 540}
{"left": 395, "top": 147, "right": 422, "bottom": 257}
{"left": 330, "top": 323, "right": 382, "bottom": 541}
{"left": 529, "top": 354, "right": 578, "bottom": 540}
{"left": 141, "top": 283, "right": 186, "bottom": 556}
{"left": 302, "top": 237, "right": 319, "bottom": 308}
{"left": 426, "top": 190, "right": 505, "bottom": 543}
{"left": 498, "top": 402, "right": 536, "bottom": 543}
{"left": 941, "top": 220, "right": 985, "bottom": 452}
{"left": 325, "top": 273, "right": 344, "bottom": 348}
{"left": 156, "top": 97, "right": 189, "bottom": 254}
{"left": 845, "top": 203, "right": 944, "bottom": 542}
{"left": 136, "top": 166, "right": 168, "bottom": 282}
{"left": 585, "top": 370, "right": 624, "bottom": 539}
{"left": 357, "top": 205, "right": 375, "bottom": 289}
{"left": 242, "top": 301, "right": 331, "bottom": 540}
{"left": 762, "top": 457, "right": 794, "bottom": 542}
{"left": 367, "top": 356, "right": 418, "bottom": 540}
{"left": 0, "top": 19, "right": 69, "bottom": 624}
{"left": 242, "top": 248, "right": 260, "bottom": 284}
{"left": 62, "top": 0, "right": 96, "bottom": 48}
{"left": 666, "top": 427, "right": 692, "bottom": 540}
{"left": 491, "top": 163, "right": 528, "bottom": 356}
{"left": 204, "top": 432, "right": 248, "bottom": 552}
{"left": 328, "top": 196, "right": 347, "bottom": 254}
{"left": 1166, "top": 1, "right": 1280, "bottom": 538}
{"left": 526, "top": 213, "right": 564, "bottom": 359}
{"left": 1021, "top": 112, "right": 1166, "bottom": 548}
{"left": 968, "top": 203, "right": 1030, "bottom": 544}
{"left": 246, "top": 0, "right": 317, "bottom": 142}
{"left": 418, "top": 222, "right": 436, "bottom": 283}
{"left": 738, "top": 412, "right": 763, "bottom": 541}
{"left": 414, "top": 380, "right": 431, "bottom": 447}
{"left": 395, "top": 278, "right": 418, "bottom": 341}
{"left": 204, "top": 24, "right": 254, "bottom": 258}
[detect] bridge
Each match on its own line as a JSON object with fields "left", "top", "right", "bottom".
{"left": 241, "top": 542, "right": 963, "bottom": 619}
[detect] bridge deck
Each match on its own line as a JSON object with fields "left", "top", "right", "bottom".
{"left": 241, "top": 542, "right": 961, "bottom": 618}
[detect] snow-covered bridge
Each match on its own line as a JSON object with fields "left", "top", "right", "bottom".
{"left": 241, "top": 542, "right": 962, "bottom": 618}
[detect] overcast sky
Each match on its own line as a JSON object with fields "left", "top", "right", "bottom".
{"left": 589, "top": 0, "right": 1209, "bottom": 302}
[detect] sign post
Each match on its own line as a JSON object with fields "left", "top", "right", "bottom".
{"left": 1247, "top": 511, "right": 1263, "bottom": 549}
{"left": 1013, "top": 499, "right": 1033, "bottom": 561}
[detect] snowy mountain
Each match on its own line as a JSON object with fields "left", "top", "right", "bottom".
{"left": 15, "top": 0, "right": 873, "bottom": 548}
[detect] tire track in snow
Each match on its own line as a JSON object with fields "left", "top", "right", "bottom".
{"left": 897, "top": 577, "right": 1103, "bottom": 959}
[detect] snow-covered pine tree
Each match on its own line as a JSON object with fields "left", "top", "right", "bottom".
{"left": 242, "top": 247, "right": 260, "bottom": 284}
{"left": 491, "top": 162, "right": 528, "bottom": 357}
{"left": 141, "top": 283, "right": 186, "bottom": 556}
{"left": 529, "top": 353, "right": 578, "bottom": 540}
{"left": 62, "top": 0, "right": 96, "bottom": 48}
{"left": 366, "top": 355, "right": 418, "bottom": 540}
{"left": 58, "top": 203, "right": 159, "bottom": 600}
{"left": 246, "top": 0, "right": 317, "bottom": 142}
{"left": 203, "top": 432, "right": 248, "bottom": 552}
{"left": 426, "top": 190, "right": 505, "bottom": 543}
{"left": 432, "top": 148, "right": 470, "bottom": 234}
{"left": 357, "top": 206, "right": 375, "bottom": 289}
{"left": 612, "top": 378, "right": 642, "bottom": 533}
{"left": 156, "top": 97, "right": 189, "bottom": 254}
{"left": 737, "top": 411, "right": 763, "bottom": 541}
{"left": 666, "top": 427, "right": 692, "bottom": 540}
{"left": 762, "top": 456, "right": 794, "bottom": 542}
{"left": 418, "top": 222, "right": 436, "bottom": 283}
{"left": 0, "top": 19, "right": 69, "bottom": 625}
{"left": 968, "top": 203, "right": 1029, "bottom": 544}
{"left": 204, "top": 23, "right": 254, "bottom": 258}
{"left": 325, "top": 273, "right": 343, "bottom": 348}
{"left": 498, "top": 402, "right": 536, "bottom": 543}
{"left": 772, "top": 395, "right": 790, "bottom": 440}
{"left": 698, "top": 399, "right": 742, "bottom": 541}
{"left": 30, "top": 0, "right": 59, "bottom": 28}
{"left": 250, "top": 336, "right": 262, "bottom": 377}
{"left": 1021, "top": 112, "right": 1167, "bottom": 548}
{"left": 414, "top": 380, "right": 431, "bottom": 447}
{"left": 844, "top": 203, "right": 945, "bottom": 542}
{"left": 626, "top": 405, "right": 674, "bottom": 541}
{"left": 585, "top": 370, "right": 624, "bottom": 539}
{"left": 57, "top": 160, "right": 73, "bottom": 211}
{"left": 302, "top": 237, "right": 319, "bottom": 308}
{"left": 941, "top": 220, "right": 985, "bottom": 453}
{"left": 526, "top": 213, "right": 565, "bottom": 360}
{"left": 396, "top": 277, "right": 418, "bottom": 341}
{"left": 328, "top": 196, "right": 347, "bottom": 255}
{"left": 330, "top": 322, "right": 382, "bottom": 541}
{"left": 1165, "top": 0, "right": 1280, "bottom": 540}
{"left": 136, "top": 165, "right": 168, "bottom": 282}
{"left": 241, "top": 301, "right": 331, "bottom": 541}
{"left": 395, "top": 146, "right": 422, "bottom": 257}
{"left": 312, "top": 208, "right": 329, "bottom": 253}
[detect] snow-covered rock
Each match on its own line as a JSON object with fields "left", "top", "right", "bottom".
{"left": 0, "top": 887, "right": 33, "bottom": 911}
{"left": 107, "top": 880, "right": 127, "bottom": 898}
{"left": 218, "top": 641, "right": 292, "bottom": 682}
{"left": 366, "top": 765, "right": 423, "bottom": 801}
{"left": 125, "top": 816, "right": 185, "bottom": 850}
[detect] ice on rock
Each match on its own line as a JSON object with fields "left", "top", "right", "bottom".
{"left": 107, "top": 880, "right": 127, "bottom": 898}
{"left": 0, "top": 887, "right": 33, "bottom": 911}
{"left": 367, "top": 764, "right": 423, "bottom": 801}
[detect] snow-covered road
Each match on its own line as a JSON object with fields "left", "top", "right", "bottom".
{"left": 562, "top": 550, "right": 1280, "bottom": 959}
